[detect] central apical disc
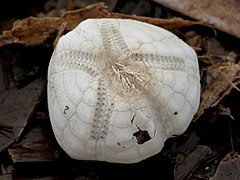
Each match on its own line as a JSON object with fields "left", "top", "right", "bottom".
{"left": 99, "top": 50, "right": 151, "bottom": 97}
{"left": 47, "top": 18, "right": 200, "bottom": 163}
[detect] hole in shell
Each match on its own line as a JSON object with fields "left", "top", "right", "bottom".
{"left": 133, "top": 128, "right": 151, "bottom": 144}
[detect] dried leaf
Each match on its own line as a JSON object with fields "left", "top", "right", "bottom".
{"left": 174, "top": 145, "right": 211, "bottom": 180}
{"left": 8, "top": 119, "right": 59, "bottom": 163}
{"left": 0, "top": 78, "right": 45, "bottom": 152}
{"left": 0, "top": 3, "right": 207, "bottom": 47}
{"left": 153, "top": 0, "right": 240, "bottom": 38}
{"left": 217, "top": 104, "right": 235, "bottom": 120}
{"left": 212, "top": 153, "right": 240, "bottom": 180}
{"left": 194, "top": 63, "right": 240, "bottom": 121}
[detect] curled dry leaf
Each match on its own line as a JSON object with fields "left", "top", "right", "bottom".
{"left": 0, "top": 3, "right": 207, "bottom": 47}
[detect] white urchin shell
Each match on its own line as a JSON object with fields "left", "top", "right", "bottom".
{"left": 47, "top": 18, "right": 200, "bottom": 163}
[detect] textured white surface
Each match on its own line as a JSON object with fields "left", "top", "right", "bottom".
{"left": 47, "top": 18, "right": 200, "bottom": 163}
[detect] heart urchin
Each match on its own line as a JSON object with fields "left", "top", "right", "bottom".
{"left": 47, "top": 18, "right": 200, "bottom": 163}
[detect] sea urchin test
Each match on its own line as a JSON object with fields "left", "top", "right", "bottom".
{"left": 47, "top": 18, "right": 200, "bottom": 163}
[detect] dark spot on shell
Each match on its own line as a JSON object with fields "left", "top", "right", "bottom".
{"left": 64, "top": 106, "right": 69, "bottom": 114}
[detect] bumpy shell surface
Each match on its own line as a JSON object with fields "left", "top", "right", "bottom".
{"left": 47, "top": 18, "right": 200, "bottom": 163}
